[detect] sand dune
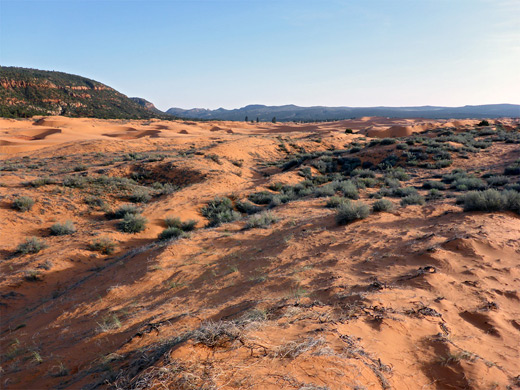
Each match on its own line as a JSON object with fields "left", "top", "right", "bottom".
{"left": 1, "top": 116, "right": 519, "bottom": 389}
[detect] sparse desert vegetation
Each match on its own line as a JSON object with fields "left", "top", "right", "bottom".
{"left": 1, "top": 116, "right": 519, "bottom": 390}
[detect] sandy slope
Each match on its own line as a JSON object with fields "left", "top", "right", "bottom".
{"left": 0, "top": 116, "right": 519, "bottom": 390}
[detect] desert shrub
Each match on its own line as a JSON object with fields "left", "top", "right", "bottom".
{"left": 245, "top": 212, "right": 279, "bottom": 229}
{"left": 385, "top": 167, "right": 410, "bottom": 181}
{"left": 452, "top": 177, "right": 487, "bottom": 191}
{"left": 117, "top": 213, "right": 147, "bottom": 233}
{"left": 12, "top": 196, "right": 34, "bottom": 212}
{"left": 355, "top": 177, "right": 377, "bottom": 188}
{"left": 158, "top": 226, "right": 185, "bottom": 241}
{"left": 351, "top": 168, "right": 375, "bottom": 178}
{"left": 372, "top": 198, "right": 394, "bottom": 212}
{"left": 462, "top": 189, "right": 505, "bottom": 212}
{"left": 313, "top": 184, "right": 336, "bottom": 198}
{"left": 380, "top": 138, "right": 397, "bottom": 145}
{"left": 73, "top": 164, "right": 87, "bottom": 172}
{"left": 335, "top": 202, "right": 370, "bottom": 225}
{"left": 422, "top": 181, "right": 446, "bottom": 190}
{"left": 105, "top": 204, "right": 141, "bottom": 219}
{"left": 84, "top": 196, "right": 106, "bottom": 208}
{"left": 504, "top": 161, "right": 520, "bottom": 175}
{"left": 16, "top": 237, "right": 47, "bottom": 255}
{"left": 384, "top": 177, "right": 401, "bottom": 188}
{"left": 128, "top": 188, "right": 152, "bottom": 203}
{"left": 89, "top": 237, "right": 116, "bottom": 255}
{"left": 24, "top": 177, "right": 57, "bottom": 187}
{"left": 344, "top": 128, "right": 353, "bottom": 134}
{"left": 504, "top": 190, "right": 520, "bottom": 214}
{"left": 248, "top": 191, "right": 275, "bottom": 205}
{"left": 393, "top": 187, "right": 419, "bottom": 197}
{"left": 62, "top": 176, "right": 86, "bottom": 188}
{"left": 442, "top": 169, "right": 469, "bottom": 184}
{"left": 400, "top": 194, "right": 425, "bottom": 206}
{"left": 152, "top": 182, "right": 178, "bottom": 195}
{"left": 201, "top": 197, "right": 240, "bottom": 227}
{"left": 164, "top": 217, "right": 197, "bottom": 231}
{"left": 50, "top": 221, "right": 76, "bottom": 236}
{"left": 333, "top": 180, "right": 358, "bottom": 199}
{"left": 428, "top": 188, "right": 443, "bottom": 200}
{"left": 267, "top": 182, "right": 284, "bottom": 192}
{"left": 326, "top": 196, "right": 349, "bottom": 208}
{"left": 486, "top": 175, "right": 509, "bottom": 187}
{"left": 235, "top": 200, "right": 262, "bottom": 215}
{"left": 396, "top": 143, "right": 409, "bottom": 150}
{"left": 477, "top": 120, "right": 490, "bottom": 127}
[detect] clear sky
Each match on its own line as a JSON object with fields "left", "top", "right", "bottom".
{"left": 1, "top": 0, "right": 519, "bottom": 110}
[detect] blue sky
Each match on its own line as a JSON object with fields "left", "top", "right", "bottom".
{"left": 1, "top": 0, "right": 519, "bottom": 110}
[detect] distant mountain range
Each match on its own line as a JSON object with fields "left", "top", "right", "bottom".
{"left": 0, "top": 66, "right": 171, "bottom": 119}
{"left": 1, "top": 66, "right": 518, "bottom": 121}
{"left": 167, "top": 104, "right": 520, "bottom": 121}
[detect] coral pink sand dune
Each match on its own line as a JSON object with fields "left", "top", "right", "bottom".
{"left": 0, "top": 116, "right": 519, "bottom": 390}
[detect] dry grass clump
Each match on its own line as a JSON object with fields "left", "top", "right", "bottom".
{"left": 273, "top": 337, "right": 325, "bottom": 359}
{"left": 50, "top": 220, "right": 76, "bottom": 236}
{"left": 400, "top": 194, "right": 425, "bottom": 206}
{"left": 372, "top": 198, "right": 394, "bottom": 212}
{"left": 89, "top": 237, "right": 117, "bottom": 255}
{"left": 335, "top": 202, "right": 370, "bottom": 225}
{"left": 16, "top": 237, "right": 47, "bottom": 255}
{"left": 192, "top": 321, "right": 242, "bottom": 348}
{"left": 117, "top": 213, "right": 148, "bottom": 233}
{"left": 245, "top": 211, "right": 279, "bottom": 229}
{"left": 12, "top": 196, "right": 34, "bottom": 212}
{"left": 201, "top": 197, "right": 241, "bottom": 227}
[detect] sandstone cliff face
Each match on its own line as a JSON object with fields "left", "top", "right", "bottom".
{"left": 0, "top": 66, "right": 161, "bottom": 119}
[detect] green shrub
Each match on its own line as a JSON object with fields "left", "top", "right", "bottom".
{"left": 326, "top": 196, "right": 350, "bottom": 208}
{"left": 485, "top": 175, "right": 508, "bottom": 187}
{"left": 452, "top": 177, "right": 487, "bottom": 191}
{"left": 63, "top": 176, "right": 86, "bottom": 188}
{"left": 422, "top": 181, "right": 446, "bottom": 190}
{"left": 158, "top": 226, "right": 185, "bottom": 241}
{"left": 380, "top": 138, "right": 397, "bottom": 145}
{"left": 372, "top": 199, "right": 394, "bottom": 212}
{"left": 245, "top": 212, "right": 279, "bottom": 229}
{"left": 128, "top": 188, "right": 152, "bottom": 203}
{"left": 236, "top": 200, "right": 262, "bottom": 215}
{"left": 201, "top": 197, "right": 240, "bottom": 227}
{"left": 105, "top": 204, "right": 141, "bottom": 219}
{"left": 400, "top": 194, "right": 425, "bottom": 206}
{"left": 428, "top": 189, "right": 443, "bottom": 200}
{"left": 16, "top": 237, "right": 47, "bottom": 255}
{"left": 333, "top": 180, "right": 358, "bottom": 199}
{"left": 463, "top": 189, "right": 505, "bottom": 212}
{"left": 351, "top": 169, "right": 376, "bottom": 178}
{"left": 89, "top": 237, "right": 116, "bottom": 255}
{"left": 117, "top": 213, "right": 148, "bottom": 233}
{"left": 504, "top": 161, "right": 520, "bottom": 175}
{"left": 164, "top": 217, "right": 197, "bottom": 231}
{"left": 313, "top": 184, "right": 336, "bottom": 198}
{"left": 248, "top": 191, "right": 275, "bottom": 205}
{"left": 84, "top": 196, "right": 106, "bottom": 208}
{"left": 50, "top": 221, "right": 76, "bottom": 236}
{"left": 24, "top": 177, "right": 57, "bottom": 187}
{"left": 12, "top": 196, "right": 34, "bottom": 212}
{"left": 393, "top": 187, "right": 419, "bottom": 198}
{"left": 504, "top": 190, "right": 520, "bottom": 214}
{"left": 335, "top": 202, "right": 370, "bottom": 225}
